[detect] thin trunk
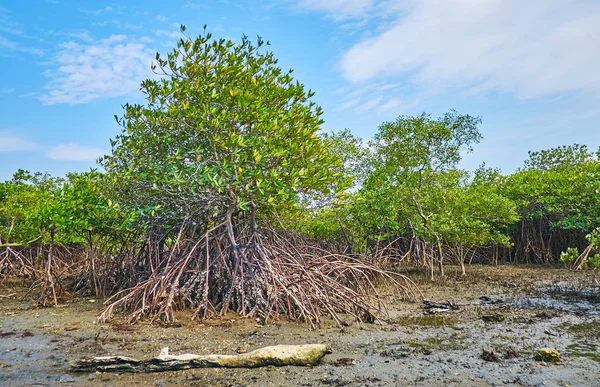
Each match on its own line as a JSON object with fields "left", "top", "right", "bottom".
{"left": 459, "top": 243, "right": 466, "bottom": 276}
{"left": 430, "top": 246, "right": 434, "bottom": 281}
{"left": 47, "top": 229, "right": 58, "bottom": 306}
{"left": 88, "top": 230, "right": 99, "bottom": 296}
{"left": 436, "top": 236, "right": 444, "bottom": 277}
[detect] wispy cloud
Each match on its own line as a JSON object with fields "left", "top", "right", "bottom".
{"left": 337, "top": 0, "right": 600, "bottom": 98}
{"left": 0, "top": 88, "right": 15, "bottom": 94}
{"left": 48, "top": 143, "right": 108, "bottom": 161}
{"left": 154, "top": 29, "right": 183, "bottom": 47}
{"left": 0, "top": 36, "right": 44, "bottom": 56}
{"left": 0, "top": 5, "right": 24, "bottom": 36}
{"left": 0, "top": 133, "right": 36, "bottom": 152}
{"left": 39, "top": 35, "right": 155, "bottom": 104}
{"left": 156, "top": 15, "right": 169, "bottom": 22}
{"left": 295, "top": 0, "right": 377, "bottom": 20}
{"left": 0, "top": 6, "right": 44, "bottom": 55}
{"left": 93, "top": 20, "right": 142, "bottom": 30}
{"left": 46, "top": 29, "right": 94, "bottom": 43}
{"left": 377, "top": 98, "right": 402, "bottom": 113}
{"left": 184, "top": 2, "right": 210, "bottom": 9}
{"left": 333, "top": 81, "right": 408, "bottom": 113}
{"left": 154, "top": 30, "right": 182, "bottom": 40}
{"left": 79, "top": 6, "right": 113, "bottom": 16}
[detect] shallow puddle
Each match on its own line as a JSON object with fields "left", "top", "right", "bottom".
{"left": 508, "top": 284, "right": 600, "bottom": 316}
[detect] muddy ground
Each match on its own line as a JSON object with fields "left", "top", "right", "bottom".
{"left": 1, "top": 265, "right": 598, "bottom": 386}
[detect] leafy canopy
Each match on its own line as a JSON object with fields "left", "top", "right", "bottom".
{"left": 101, "top": 26, "right": 344, "bottom": 222}
{"left": 506, "top": 144, "right": 600, "bottom": 231}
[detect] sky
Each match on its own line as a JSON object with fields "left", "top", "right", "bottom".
{"left": 1, "top": 0, "right": 599, "bottom": 180}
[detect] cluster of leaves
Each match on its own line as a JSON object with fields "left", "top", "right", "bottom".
{"left": 506, "top": 144, "right": 600, "bottom": 231}
{"left": 0, "top": 169, "right": 133, "bottom": 248}
{"left": 101, "top": 26, "right": 345, "bottom": 229}
{"left": 560, "top": 247, "right": 580, "bottom": 264}
{"left": 584, "top": 228, "right": 600, "bottom": 269}
{"left": 292, "top": 118, "right": 599, "bottom": 272}
{"left": 560, "top": 229, "right": 600, "bottom": 269}
{"left": 292, "top": 112, "right": 519, "bottom": 268}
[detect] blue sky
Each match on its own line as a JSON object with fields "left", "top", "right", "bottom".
{"left": 1, "top": 0, "right": 599, "bottom": 180}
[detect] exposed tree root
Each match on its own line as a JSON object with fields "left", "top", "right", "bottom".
{"left": 98, "top": 217, "right": 418, "bottom": 328}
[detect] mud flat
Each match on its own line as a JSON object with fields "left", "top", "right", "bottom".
{"left": 1, "top": 265, "right": 598, "bottom": 386}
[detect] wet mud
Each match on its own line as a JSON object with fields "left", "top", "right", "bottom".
{"left": 1, "top": 265, "right": 598, "bottom": 386}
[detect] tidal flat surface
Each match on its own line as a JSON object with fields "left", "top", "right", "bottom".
{"left": 1, "top": 265, "right": 598, "bottom": 386}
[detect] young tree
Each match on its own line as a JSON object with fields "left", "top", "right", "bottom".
{"left": 365, "top": 111, "right": 483, "bottom": 278}
{"left": 431, "top": 167, "right": 518, "bottom": 275}
{"left": 99, "top": 27, "right": 413, "bottom": 326}
{"left": 59, "top": 171, "right": 115, "bottom": 296}
{"left": 506, "top": 144, "right": 600, "bottom": 262}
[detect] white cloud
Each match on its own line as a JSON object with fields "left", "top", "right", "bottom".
{"left": 0, "top": 6, "right": 23, "bottom": 37}
{"left": 39, "top": 35, "right": 155, "bottom": 104}
{"left": 0, "top": 134, "right": 36, "bottom": 152}
{"left": 155, "top": 30, "right": 183, "bottom": 47}
{"left": 296, "top": 0, "right": 377, "bottom": 20}
{"left": 46, "top": 29, "right": 94, "bottom": 43}
{"left": 184, "top": 2, "right": 209, "bottom": 9}
{"left": 93, "top": 20, "right": 142, "bottom": 30}
{"left": 156, "top": 15, "right": 169, "bottom": 22}
{"left": 154, "top": 30, "right": 182, "bottom": 40}
{"left": 0, "top": 36, "right": 44, "bottom": 56}
{"left": 333, "top": 81, "right": 407, "bottom": 113}
{"left": 377, "top": 98, "right": 402, "bottom": 112}
{"left": 340, "top": 0, "right": 600, "bottom": 98}
{"left": 79, "top": 6, "right": 113, "bottom": 15}
{"left": 0, "top": 5, "right": 47, "bottom": 41}
{"left": 48, "top": 144, "right": 107, "bottom": 161}
{"left": 0, "top": 88, "right": 15, "bottom": 94}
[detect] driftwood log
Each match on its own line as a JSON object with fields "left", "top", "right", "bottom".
{"left": 71, "top": 344, "right": 332, "bottom": 373}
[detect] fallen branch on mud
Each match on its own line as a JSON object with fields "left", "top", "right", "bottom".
{"left": 71, "top": 344, "right": 331, "bottom": 373}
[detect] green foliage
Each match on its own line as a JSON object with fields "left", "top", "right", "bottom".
{"left": 363, "top": 111, "right": 485, "bottom": 241}
{"left": 560, "top": 228, "right": 600, "bottom": 268}
{"left": 0, "top": 170, "right": 131, "bottom": 246}
{"left": 101, "top": 27, "right": 345, "bottom": 224}
{"left": 430, "top": 167, "right": 518, "bottom": 248}
{"left": 560, "top": 247, "right": 579, "bottom": 263}
{"left": 585, "top": 228, "right": 600, "bottom": 269}
{"left": 588, "top": 254, "right": 600, "bottom": 269}
{"left": 524, "top": 144, "right": 593, "bottom": 171}
{"left": 506, "top": 144, "right": 600, "bottom": 231}
{"left": 0, "top": 170, "right": 64, "bottom": 245}
{"left": 361, "top": 111, "right": 504, "bottom": 246}
{"left": 587, "top": 227, "right": 600, "bottom": 247}
{"left": 368, "top": 110, "right": 482, "bottom": 186}
{"left": 295, "top": 111, "right": 518, "bottom": 259}
{"left": 320, "top": 129, "right": 370, "bottom": 190}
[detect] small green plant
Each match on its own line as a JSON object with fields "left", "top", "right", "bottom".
{"left": 560, "top": 247, "right": 579, "bottom": 263}
{"left": 586, "top": 228, "right": 600, "bottom": 248}
{"left": 587, "top": 253, "right": 600, "bottom": 269}
{"left": 584, "top": 228, "right": 600, "bottom": 268}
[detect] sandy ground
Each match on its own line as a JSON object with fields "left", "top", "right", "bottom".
{"left": 0, "top": 265, "right": 599, "bottom": 387}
